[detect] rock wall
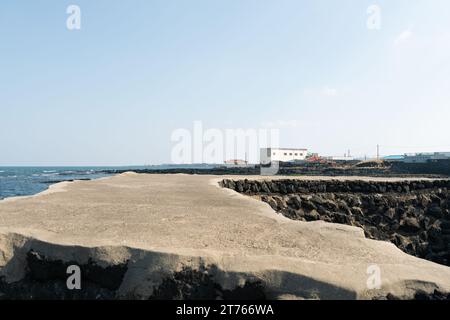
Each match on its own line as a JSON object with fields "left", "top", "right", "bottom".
{"left": 103, "top": 160, "right": 450, "bottom": 177}
{"left": 221, "top": 179, "right": 450, "bottom": 267}
{"left": 392, "top": 159, "right": 450, "bottom": 176}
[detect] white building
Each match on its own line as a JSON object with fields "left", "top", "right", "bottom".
{"left": 260, "top": 148, "right": 308, "bottom": 164}
{"left": 325, "top": 155, "right": 355, "bottom": 161}
{"left": 403, "top": 152, "right": 450, "bottom": 163}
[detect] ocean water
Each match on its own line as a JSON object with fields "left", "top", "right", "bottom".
{"left": 0, "top": 167, "right": 118, "bottom": 200}
{"left": 0, "top": 165, "right": 217, "bottom": 200}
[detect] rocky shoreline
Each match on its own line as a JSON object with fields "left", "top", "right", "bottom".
{"left": 221, "top": 179, "right": 450, "bottom": 267}
{"left": 102, "top": 159, "right": 450, "bottom": 178}
{"left": 102, "top": 167, "right": 447, "bottom": 178}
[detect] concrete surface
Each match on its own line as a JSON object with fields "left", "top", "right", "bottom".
{"left": 0, "top": 173, "right": 450, "bottom": 299}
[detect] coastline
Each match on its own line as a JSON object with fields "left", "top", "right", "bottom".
{"left": 1, "top": 173, "right": 450, "bottom": 299}
{"left": 0, "top": 181, "right": 72, "bottom": 204}
{"left": 0, "top": 174, "right": 117, "bottom": 204}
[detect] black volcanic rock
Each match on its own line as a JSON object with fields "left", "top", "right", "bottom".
{"left": 221, "top": 178, "right": 450, "bottom": 267}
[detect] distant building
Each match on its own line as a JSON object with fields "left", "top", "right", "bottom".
{"left": 260, "top": 148, "right": 308, "bottom": 164}
{"left": 403, "top": 152, "right": 450, "bottom": 163}
{"left": 324, "top": 155, "right": 355, "bottom": 161}
{"left": 305, "top": 153, "right": 321, "bottom": 162}
{"left": 382, "top": 152, "right": 450, "bottom": 163}
{"left": 383, "top": 155, "right": 405, "bottom": 162}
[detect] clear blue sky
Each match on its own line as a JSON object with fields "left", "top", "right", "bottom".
{"left": 1, "top": 0, "right": 450, "bottom": 165}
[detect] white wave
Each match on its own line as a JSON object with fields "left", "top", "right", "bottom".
{"left": 33, "top": 173, "right": 58, "bottom": 177}
{"left": 41, "top": 173, "right": 58, "bottom": 177}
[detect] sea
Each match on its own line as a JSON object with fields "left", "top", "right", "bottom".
{"left": 0, "top": 165, "right": 217, "bottom": 200}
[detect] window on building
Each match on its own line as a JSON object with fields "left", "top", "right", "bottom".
{"left": 273, "top": 153, "right": 276, "bottom": 156}
{"left": 284, "top": 153, "right": 287, "bottom": 156}
{"left": 289, "top": 153, "right": 293, "bottom": 156}
{"left": 294, "top": 153, "right": 298, "bottom": 156}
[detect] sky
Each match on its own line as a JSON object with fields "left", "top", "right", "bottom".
{"left": 1, "top": 0, "right": 450, "bottom": 165}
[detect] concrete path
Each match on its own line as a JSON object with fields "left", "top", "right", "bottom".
{"left": 1, "top": 173, "right": 449, "bottom": 299}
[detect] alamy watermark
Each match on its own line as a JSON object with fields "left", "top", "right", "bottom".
{"left": 66, "top": 265, "right": 81, "bottom": 290}
{"left": 366, "top": 264, "right": 382, "bottom": 290}
{"left": 66, "top": 5, "right": 81, "bottom": 30}
{"left": 171, "top": 121, "right": 280, "bottom": 175}
{"left": 367, "top": 4, "right": 381, "bottom": 30}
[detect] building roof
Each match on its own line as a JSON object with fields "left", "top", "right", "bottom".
{"left": 265, "top": 147, "right": 308, "bottom": 151}
{"left": 383, "top": 155, "right": 405, "bottom": 160}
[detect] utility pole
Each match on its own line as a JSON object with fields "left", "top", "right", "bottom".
{"left": 377, "top": 145, "right": 380, "bottom": 160}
